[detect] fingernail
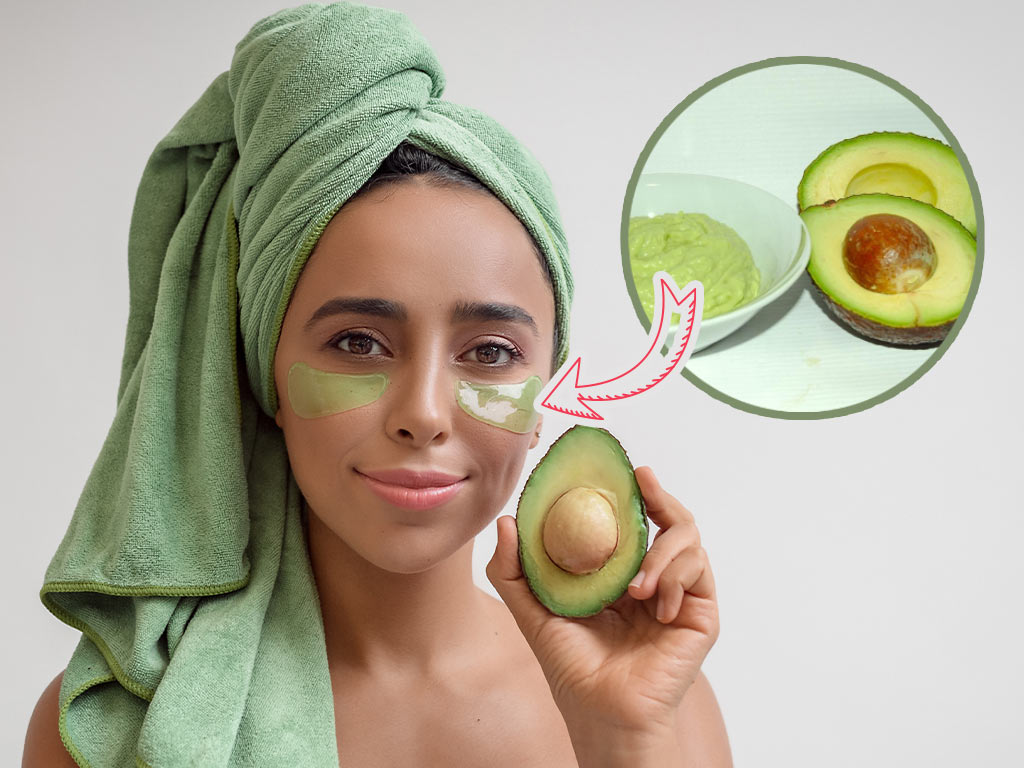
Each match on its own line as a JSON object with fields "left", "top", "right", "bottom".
{"left": 656, "top": 595, "right": 666, "bottom": 622}
{"left": 629, "top": 571, "right": 646, "bottom": 590}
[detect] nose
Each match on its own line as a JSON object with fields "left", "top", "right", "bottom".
{"left": 384, "top": 353, "right": 454, "bottom": 448}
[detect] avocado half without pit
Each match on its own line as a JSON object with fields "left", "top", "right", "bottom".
{"left": 516, "top": 425, "right": 648, "bottom": 618}
{"left": 797, "top": 131, "right": 976, "bottom": 236}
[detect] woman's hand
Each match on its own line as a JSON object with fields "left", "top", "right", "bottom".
{"left": 486, "top": 466, "right": 719, "bottom": 760}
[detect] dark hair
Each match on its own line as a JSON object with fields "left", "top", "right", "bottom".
{"left": 355, "top": 142, "right": 559, "bottom": 373}
{"left": 357, "top": 141, "right": 493, "bottom": 197}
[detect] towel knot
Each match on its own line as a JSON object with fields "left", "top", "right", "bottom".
{"left": 229, "top": 2, "right": 445, "bottom": 416}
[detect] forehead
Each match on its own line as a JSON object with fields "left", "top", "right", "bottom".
{"left": 288, "top": 180, "right": 554, "bottom": 323}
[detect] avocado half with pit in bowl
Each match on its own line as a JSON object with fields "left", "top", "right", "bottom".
{"left": 516, "top": 426, "right": 648, "bottom": 618}
{"left": 797, "top": 131, "right": 976, "bottom": 236}
{"left": 800, "top": 193, "right": 976, "bottom": 345}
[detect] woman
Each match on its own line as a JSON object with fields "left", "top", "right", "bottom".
{"left": 25, "top": 4, "right": 730, "bottom": 766}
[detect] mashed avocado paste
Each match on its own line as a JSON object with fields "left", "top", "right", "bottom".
{"left": 628, "top": 211, "right": 760, "bottom": 320}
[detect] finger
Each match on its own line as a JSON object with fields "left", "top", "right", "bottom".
{"left": 486, "top": 515, "right": 552, "bottom": 644}
{"left": 634, "top": 466, "right": 695, "bottom": 531}
{"left": 653, "top": 545, "right": 715, "bottom": 624}
{"left": 627, "top": 517, "right": 700, "bottom": 601}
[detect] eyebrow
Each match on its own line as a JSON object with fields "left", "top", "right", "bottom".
{"left": 304, "top": 297, "right": 407, "bottom": 330}
{"left": 304, "top": 296, "right": 538, "bottom": 337}
{"left": 451, "top": 301, "right": 539, "bottom": 337}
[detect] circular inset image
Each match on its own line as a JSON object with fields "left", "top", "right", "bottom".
{"left": 621, "top": 57, "right": 983, "bottom": 418}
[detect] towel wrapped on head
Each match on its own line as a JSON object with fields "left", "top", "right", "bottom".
{"left": 39, "top": 3, "right": 573, "bottom": 765}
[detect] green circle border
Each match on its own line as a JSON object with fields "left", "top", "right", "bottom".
{"left": 619, "top": 55, "right": 985, "bottom": 420}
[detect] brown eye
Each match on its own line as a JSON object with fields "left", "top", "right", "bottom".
{"left": 473, "top": 344, "right": 511, "bottom": 365}
{"left": 337, "top": 333, "right": 384, "bottom": 356}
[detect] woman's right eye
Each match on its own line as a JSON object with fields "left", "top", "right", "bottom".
{"left": 335, "top": 333, "right": 386, "bottom": 356}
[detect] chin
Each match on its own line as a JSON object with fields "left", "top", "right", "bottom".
{"left": 336, "top": 513, "right": 484, "bottom": 574}
{"left": 304, "top": 477, "right": 504, "bottom": 575}
{"left": 359, "top": 533, "right": 469, "bottom": 575}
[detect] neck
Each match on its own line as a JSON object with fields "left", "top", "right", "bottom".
{"left": 305, "top": 504, "right": 490, "bottom": 675}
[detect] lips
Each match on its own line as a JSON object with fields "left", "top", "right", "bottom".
{"left": 355, "top": 467, "right": 467, "bottom": 510}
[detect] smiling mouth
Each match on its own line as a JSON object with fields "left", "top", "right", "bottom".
{"left": 355, "top": 468, "right": 467, "bottom": 510}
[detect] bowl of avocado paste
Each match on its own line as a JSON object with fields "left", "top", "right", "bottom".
{"left": 626, "top": 174, "right": 810, "bottom": 351}
{"left": 629, "top": 211, "right": 761, "bottom": 319}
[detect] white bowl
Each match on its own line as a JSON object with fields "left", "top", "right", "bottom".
{"left": 627, "top": 173, "right": 810, "bottom": 351}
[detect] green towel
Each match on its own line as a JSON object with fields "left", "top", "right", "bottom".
{"left": 39, "top": 3, "right": 573, "bottom": 765}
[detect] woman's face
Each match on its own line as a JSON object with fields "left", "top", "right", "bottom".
{"left": 274, "top": 179, "right": 556, "bottom": 574}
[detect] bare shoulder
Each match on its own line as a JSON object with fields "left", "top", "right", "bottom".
{"left": 677, "top": 671, "right": 733, "bottom": 767}
{"left": 23, "top": 669, "right": 78, "bottom": 768}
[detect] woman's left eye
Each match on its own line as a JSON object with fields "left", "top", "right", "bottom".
{"left": 467, "top": 343, "right": 516, "bottom": 365}
{"left": 336, "top": 333, "right": 386, "bottom": 356}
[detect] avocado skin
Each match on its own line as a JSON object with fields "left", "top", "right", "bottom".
{"left": 516, "top": 426, "right": 648, "bottom": 618}
{"left": 801, "top": 194, "right": 976, "bottom": 346}
{"left": 808, "top": 280, "right": 952, "bottom": 345}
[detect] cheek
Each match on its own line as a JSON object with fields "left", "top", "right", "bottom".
{"left": 278, "top": 405, "right": 380, "bottom": 501}
{"left": 459, "top": 417, "right": 534, "bottom": 499}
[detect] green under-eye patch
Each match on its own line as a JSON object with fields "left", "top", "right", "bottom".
{"left": 287, "top": 361, "right": 388, "bottom": 418}
{"left": 455, "top": 376, "right": 542, "bottom": 434}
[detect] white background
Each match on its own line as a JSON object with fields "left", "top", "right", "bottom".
{"left": 2, "top": 1, "right": 1021, "bottom": 765}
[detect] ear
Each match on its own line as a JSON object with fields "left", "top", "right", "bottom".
{"left": 528, "top": 414, "right": 543, "bottom": 449}
{"left": 275, "top": 408, "right": 283, "bottom": 429}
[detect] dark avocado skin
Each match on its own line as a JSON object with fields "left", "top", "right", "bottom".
{"left": 516, "top": 426, "right": 648, "bottom": 618}
{"left": 808, "top": 279, "right": 950, "bottom": 346}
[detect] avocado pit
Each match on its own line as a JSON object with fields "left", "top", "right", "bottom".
{"left": 842, "top": 213, "right": 937, "bottom": 294}
{"left": 542, "top": 487, "right": 619, "bottom": 575}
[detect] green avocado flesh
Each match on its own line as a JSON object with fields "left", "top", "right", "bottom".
{"left": 797, "top": 132, "right": 976, "bottom": 236}
{"left": 801, "top": 193, "right": 976, "bottom": 344}
{"left": 516, "top": 426, "right": 648, "bottom": 618}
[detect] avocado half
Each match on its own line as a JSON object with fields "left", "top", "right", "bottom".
{"left": 516, "top": 426, "right": 648, "bottom": 617}
{"left": 801, "top": 193, "right": 976, "bottom": 345}
{"left": 797, "top": 132, "right": 976, "bottom": 236}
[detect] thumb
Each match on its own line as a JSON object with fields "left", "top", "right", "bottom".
{"left": 486, "top": 515, "right": 551, "bottom": 644}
